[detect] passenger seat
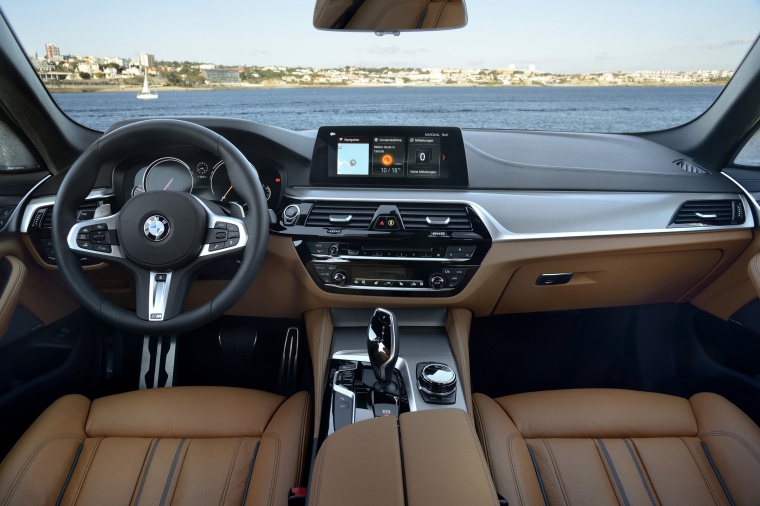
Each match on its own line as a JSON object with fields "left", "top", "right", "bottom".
{"left": 473, "top": 389, "right": 760, "bottom": 505}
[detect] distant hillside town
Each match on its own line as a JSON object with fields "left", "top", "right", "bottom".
{"left": 31, "top": 43, "right": 735, "bottom": 89}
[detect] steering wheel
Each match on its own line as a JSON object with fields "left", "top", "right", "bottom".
{"left": 51, "top": 119, "right": 269, "bottom": 335}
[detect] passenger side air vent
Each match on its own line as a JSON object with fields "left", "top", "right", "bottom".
{"left": 674, "top": 159, "right": 708, "bottom": 174}
{"left": 670, "top": 199, "right": 745, "bottom": 226}
{"left": 397, "top": 204, "right": 472, "bottom": 230}
{"left": 305, "top": 202, "right": 378, "bottom": 229}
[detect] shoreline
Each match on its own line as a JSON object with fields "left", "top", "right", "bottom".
{"left": 45, "top": 82, "right": 727, "bottom": 93}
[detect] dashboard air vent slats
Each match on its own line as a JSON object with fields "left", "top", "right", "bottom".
{"left": 674, "top": 160, "right": 708, "bottom": 174}
{"left": 397, "top": 204, "right": 472, "bottom": 230}
{"left": 305, "top": 202, "right": 378, "bottom": 229}
{"left": 671, "top": 199, "right": 744, "bottom": 226}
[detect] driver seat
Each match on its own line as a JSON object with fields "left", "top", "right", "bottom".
{"left": 0, "top": 387, "right": 311, "bottom": 505}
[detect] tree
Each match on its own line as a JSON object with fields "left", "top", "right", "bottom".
{"left": 79, "top": 72, "right": 91, "bottom": 80}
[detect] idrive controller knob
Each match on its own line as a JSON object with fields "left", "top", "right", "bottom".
{"left": 418, "top": 363, "right": 457, "bottom": 396}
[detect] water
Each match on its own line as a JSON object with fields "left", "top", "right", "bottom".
{"left": 52, "top": 86, "right": 723, "bottom": 133}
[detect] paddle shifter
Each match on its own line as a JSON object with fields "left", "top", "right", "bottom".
{"left": 367, "top": 308, "right": 399, "bottom": 384}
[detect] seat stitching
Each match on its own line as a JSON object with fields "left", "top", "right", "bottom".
{"left": 471, "top": 399, "right": 493, "bottom": 477}
{"left": 627, "top": 439, "right": 662, "bottom": 506}
{"left": 473, "top": 396, "right": 524, "bottom": 505}
{"left": 596, "top": 439, "right": 631, "bottom": 506}
{"left": 622, "top": 439, "right": 656, "bottom": 506}
{"left": 506, "top": 435, "right": 527, "bottom": 506}
{"left": 1, "top": 433, "right": 85, "bottom": 506}
{"left": 592, "top": 439, "right": 624, "bottom": 506}
{"left": 464, "top": 410, "right": 500, "bottom": 503}
{"left": 219, "top": 437, "right": 245, "bottom": 506}
{"left": 313, "top": 439, "right": 328, "bottom": 506}
{"left": 159, "top": 438, "right": 186, "bottom": 506}
{"left": 261, "top": 432, "right": 281, "bottom": 506}
{"left": 540, "top": 438, "right": 570, "bottom": 506}
{"left": 295, "top": 394, "right": 311, "bottom": 485}
{"left": 680, "top": 437, "right": 722, "bottom": 505}
{"left": 66, "top": 436, "right": 103, "bottom": 506}
{"left": 700, "top": 431, "right": 760, "bottom": 465}
{"left": 133, "top": 437, "right": 161, "bottom": 506}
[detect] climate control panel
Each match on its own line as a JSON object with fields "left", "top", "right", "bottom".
{"left": 277, "top": 200, "right": 491, "bottom": 297}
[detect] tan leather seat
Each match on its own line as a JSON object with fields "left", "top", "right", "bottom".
{"left": 0, "top": 387, "right": 311, "bottom": 505}
{"left": 473, "top": 389, "right": 760, "bottom": 505}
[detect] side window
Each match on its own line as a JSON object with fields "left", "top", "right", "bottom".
{"left": 0, "top": 120, "right": 39, "bottom": 173}
{"left": 734, "top": 126, "right": 760, "bottom": 167}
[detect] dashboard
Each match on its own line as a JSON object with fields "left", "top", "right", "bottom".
{"left": 15, "top": 118, "right": 759, "bottom": 321}
{"left": 111, "top": 145, "right": 284, "bottom": 210}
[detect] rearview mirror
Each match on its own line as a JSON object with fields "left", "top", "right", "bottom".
{"left": 313, "top": 0, "right": 467, "bottom": 33}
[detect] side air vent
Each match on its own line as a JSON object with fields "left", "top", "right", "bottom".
{"left": 670, "top": 199, "right": 744, "bottom": 226}
{"left": 674, "top": 159, "right": 708, "bottom": 174}
{"left": 305, "top": 202, "right": 378, "bottom": 229}
{"left": 397, "top": 204, "right": 472, "bottom": 230}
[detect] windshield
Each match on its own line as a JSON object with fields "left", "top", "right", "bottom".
{"left": 3, "top": 0, "right": 759, "bottom": 133}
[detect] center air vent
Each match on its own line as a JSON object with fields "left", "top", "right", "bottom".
{"left": 397, "top": 204, "right": 472, "bottom": 230}
{"left": 670, "top": 199, "right": 744, "bottom": 226}
{"left": 305, "top": 202, "right": 378, "bottom": 229}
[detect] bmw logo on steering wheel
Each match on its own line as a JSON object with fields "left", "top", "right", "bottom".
{"left": 143, "top": 215, "right": 170, "bottom": 242}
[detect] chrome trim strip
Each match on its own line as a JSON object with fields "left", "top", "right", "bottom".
{"left": 312, "top": 254, "right": 469, "bottom": 263}
{"left": 148, "top": 271, "right": 173, "bottom": 322}
{"left": 722, "top": 172, "right": 760, "bottom": 221}
{"left": 285, "top": 190, "right": 754, "bottom": 242}
{"left": 21, "top": 188, "right": 116, "bottom": 234}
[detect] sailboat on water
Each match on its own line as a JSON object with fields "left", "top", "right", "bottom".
{"left": 136, "top": 67, "right": 157, "bottom": 100}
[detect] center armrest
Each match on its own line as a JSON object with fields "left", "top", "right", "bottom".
{"left": 308, "top": 408, "right": 498, "bottom": 505}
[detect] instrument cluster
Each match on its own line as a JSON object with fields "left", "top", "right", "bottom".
{"left": 116, "top": 147, "right": 283, "bottom": 210}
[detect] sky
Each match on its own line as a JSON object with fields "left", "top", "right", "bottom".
{"left": 2, "top": 0, "right": 759, "bottom": 73}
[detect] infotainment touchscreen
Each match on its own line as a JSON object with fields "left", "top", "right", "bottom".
{"left": 311, "top": 126, "right": 468, "bottom": 186}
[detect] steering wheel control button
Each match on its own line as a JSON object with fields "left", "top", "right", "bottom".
{"left": 143, "top": 215, "right": 170, "bottom": 242}
{"left": 155, "top": 273, "right": 167, "bottom": 282}
{"left": 225, "top": 238, "right": 240, "bottom": 248}
{"left": 206, "top": 228, "right": 229, "bottom": 243}
{"left": 93, "top": 244, "right": 112, "bottom": 253}
{"left": 76, "top": 240, "right": 93, "bottom": 250}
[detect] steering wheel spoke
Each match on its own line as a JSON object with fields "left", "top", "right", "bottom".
{"left": 66, "top": 213, "right": 125, "bottom": 261}
{"left": 133, "top": 268, "right": 188, "bottom": 322}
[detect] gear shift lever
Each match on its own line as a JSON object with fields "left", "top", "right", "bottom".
{"left": 367, "top": 308, "right": 399, "bottom": 384}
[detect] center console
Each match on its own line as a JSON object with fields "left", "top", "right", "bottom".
{"left": 321, "top": 308, "right": 467, "bottom": 436}
{"left": 275, "top": 126, "right": 492, "bottom": 297}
